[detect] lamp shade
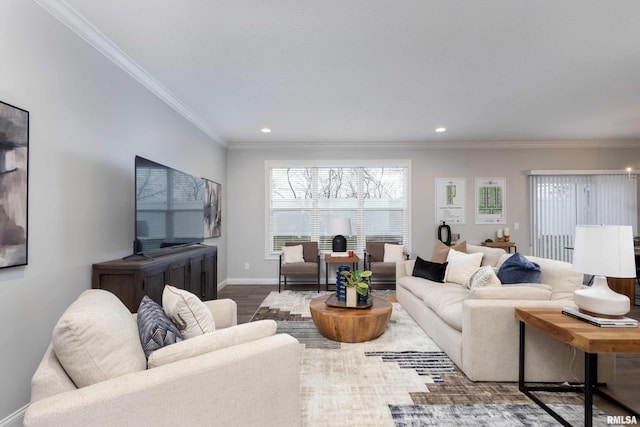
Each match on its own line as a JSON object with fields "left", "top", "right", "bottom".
{"left": 572, "top": 225, "right": 635, "bottom": 278}
{"left": 328, "top": 218, "right": 352, "bottom": 237}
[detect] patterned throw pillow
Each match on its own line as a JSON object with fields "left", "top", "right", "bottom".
{"left": 137, "top": 295, "right": 183, "bottom": 358}
{"left": 162, "top": 285, "right": 216, "bottom": 339}
{"left": 469, "top": 266, "right": 502, "bottom": 289}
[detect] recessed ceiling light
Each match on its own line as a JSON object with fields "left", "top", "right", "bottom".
{"left": 261, "top": 128, "right": 272, "bottom": 133}
{"left": 435, "top": 127, "right": 447, "bottom": 133}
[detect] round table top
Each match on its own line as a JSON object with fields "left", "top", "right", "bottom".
{"left": 309, "top": 294, "right": 393, "bottom": 343}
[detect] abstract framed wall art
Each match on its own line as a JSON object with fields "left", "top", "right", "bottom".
{"left": 0, "top": 100, "right": 29, "bottom": 268}
{"left": 203, "top": 178, "right": 221, "bottom": 238}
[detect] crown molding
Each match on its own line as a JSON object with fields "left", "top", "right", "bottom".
{"left": 228, "top": 139, "right": 640, "bottom": 151}
{"left": 34, "top": 0, "right": 226, "bottom": 147}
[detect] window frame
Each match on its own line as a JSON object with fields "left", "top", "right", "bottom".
{"left": 265, "top": 159, "right": 411, "bottom": 259}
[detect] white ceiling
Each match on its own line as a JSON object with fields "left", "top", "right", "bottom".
{"left": 40, "top": 0, "right": 640, "bottom": 148}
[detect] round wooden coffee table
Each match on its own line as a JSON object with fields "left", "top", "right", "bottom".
{"left": 309, "top": 294, "right": 393, "bottom": 343}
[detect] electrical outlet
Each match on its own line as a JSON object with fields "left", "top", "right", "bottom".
{"left": 514, "top": 222, "right": 520, "bottom": 230}
{"left": 244, "top": 262, "right": 250, "bottom": 270}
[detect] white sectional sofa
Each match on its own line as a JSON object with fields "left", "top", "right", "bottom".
{"left": 24, "top": 289, "right": 301, "bottom": 427}
{"left": 396, "top": 243, "right": 613, "bottom": 382}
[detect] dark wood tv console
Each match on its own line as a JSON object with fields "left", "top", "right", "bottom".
{"left": 92, "top": 245, "right": 217, "bottom": 312}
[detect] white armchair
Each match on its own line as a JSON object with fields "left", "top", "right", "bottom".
{"left": 24, "top": 290, "right": 300, "bottom": 427}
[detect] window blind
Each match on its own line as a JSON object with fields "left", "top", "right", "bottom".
{"left": 529, "top": 172, "right": 637, "bottom": 262}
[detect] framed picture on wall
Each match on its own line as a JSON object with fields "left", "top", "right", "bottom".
{"left": 435, "top": 178, "right": 466, "bottom": 224}
{"left": 203, "top": 178, "right": 221, "bottom": 238}
{"left": 475, "top": 177, "right": 506, "bottom": 224}
{"left": 0, "top": 100, "right": 29, "bottom": 269}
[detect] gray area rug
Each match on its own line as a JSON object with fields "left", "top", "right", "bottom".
{"left": 252, "top": 291, "right": 618, "bottom": 427}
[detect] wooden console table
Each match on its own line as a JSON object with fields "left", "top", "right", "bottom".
{"left": 481, "top": 241, "right": 517, "bottom": 253}
{"left": 92, "top": 245, "right": 217, "bottom": 312}
{"left": 515, "top": 307, "right": 640, "bottom": 427}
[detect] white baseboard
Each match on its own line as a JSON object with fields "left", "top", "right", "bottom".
{"left": 224, "top": 278, "right": 278, "bottom": 285}
{"left": 1, "top": 405, "right": 27, "bottom": 427}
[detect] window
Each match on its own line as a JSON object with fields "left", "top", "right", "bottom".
{"left": 529, "top": 171, "right": 637, "bottom": 261}
{"left": 267, "top": 161, "right": 409, "bottom": 255}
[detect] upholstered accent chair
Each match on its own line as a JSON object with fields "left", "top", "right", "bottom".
{"left": 279, "top": 241, "right": 320, "bottom": 292}
{"left": 364, "top": 242, "right": 408, "bottom": 288}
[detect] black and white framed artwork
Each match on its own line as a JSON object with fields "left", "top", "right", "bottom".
{"left": 0, "top": 100, "right": 29, "bottom": 269}
{"left": 203, "top": 178, "right": 221, "bottom": 238}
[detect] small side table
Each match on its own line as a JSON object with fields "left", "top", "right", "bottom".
{"left": 325, "top": 255, "right": 360, "bottom": 291}
{"left": 515, "top": 307, "right": 640, "bottom": 427}
{"left": 481, "top": 241, "right": 517, "bottom": 253}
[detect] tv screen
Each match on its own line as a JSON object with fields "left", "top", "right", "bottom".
{"left": 135, "top": 156, "right": 204, "bottom": 254}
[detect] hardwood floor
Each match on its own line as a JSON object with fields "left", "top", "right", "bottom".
{"left": 218, "top": 284, "right": 640, "bottom": 417}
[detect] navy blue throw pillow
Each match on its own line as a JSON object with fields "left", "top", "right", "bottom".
{"left": 412, "top": 256, "right": 448, "bottom": 282}
{"left": 137, "top": 295, "right": 183, "bottom": 358}
{"left": 497, "top": 252, "right": 542, "bottom": 284}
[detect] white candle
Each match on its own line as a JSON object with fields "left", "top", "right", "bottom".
{"left": 503, "top": 227, "right": 510, "bottom": 236}
{"left": 497, "top": 229, "right": 503, "bottom": 238}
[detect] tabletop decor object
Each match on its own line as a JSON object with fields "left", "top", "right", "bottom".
{"left": 340, "top": 269, "right": 371, "bottom": 307}
{"left": 572, "top": 225, "right": 635, "bottom": 318}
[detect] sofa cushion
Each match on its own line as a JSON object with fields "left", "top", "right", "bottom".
{"left": 137, "top": 295, "right": 183, "bottom": 358}
{"left": 52, "top": 289, "right": 147, "bottom": 388}
{"left": 470, "top": 284, "right": 552, "bottom": 300}
{"left": 162, "top": 285, "right": 216, "bottom": 339}
{"left": 468, "top": 266, "right": 501, "bottom": 289}
{"left": 526, "top": 255, "right": 585, "bottom": 300}
{"left": 444, "top": 249, "right": 483, "bottom": 287}
{"left": 383, "top": 243, "right": 405, "bottom": 262}
{"left": 430, "top": 240, "right": 467, "bottom": 263}
{"left": 467, "top": 244, "right": 507, "bottom": 267}
{"left": 412, "top": 256, "right": 447, "bottom": 282}
{"left": 281, "top": 244, "right": 304, "bottom": 264}
{"left": 421, "top": 285, "right": 470, "bottom": 331}
{"left": 497, "top": 253, "right": 542, "bottom": 284}
{"left": 148, "top": 320, "right": 277, "bottom": 368}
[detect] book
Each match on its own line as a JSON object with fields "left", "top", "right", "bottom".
{"left": 330, "top": 252, "right": 349, "bottom": 257}
{"left": 562, "top": 306, "right": 638, "bottom": 328}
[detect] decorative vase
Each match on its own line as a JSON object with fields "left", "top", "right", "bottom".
{"left": 336, "top": 265, "right": 350, "bottom": 302}
{"left": 357, "top": 289, "right": 368, "bottom": 305}
{"left": 346, "top": 286, "right": 357, "bottom": 307}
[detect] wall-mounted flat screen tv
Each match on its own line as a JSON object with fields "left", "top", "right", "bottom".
{"left": 135, "top": 156, "right": 204, "bottom": 254}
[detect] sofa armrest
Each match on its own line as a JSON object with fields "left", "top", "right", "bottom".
{"left": 25, "top": 334, "right": 300, "bottom": 427}
{"left": 203, "top": 298, "right": 237, "bottom": 329}
{"left": 396, "top": 259, "right": 415, "bottom": 281}
{"left": 148, "top": 320, "right": 277, "bottom": 368}
{"left": 461, "top": 299, "right": 579, "bottom": 382}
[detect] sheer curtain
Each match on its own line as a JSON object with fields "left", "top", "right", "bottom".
{"left": 529, "top": 172, "right": 637, "bottom": 262}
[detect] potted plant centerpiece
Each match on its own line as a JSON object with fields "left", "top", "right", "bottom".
{"left": 340, "top": 269, "right": 372, "bottom": 307}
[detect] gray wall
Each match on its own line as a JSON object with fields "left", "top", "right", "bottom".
{"left": 227, "top": 145, "right": 639, "bottom": 283}
{"left": 0, "top": 1, "right": 226, "bottom": 422}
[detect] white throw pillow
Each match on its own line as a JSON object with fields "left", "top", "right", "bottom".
{"left": 468, "top": 265, "right": 502, "bottom": 289}
{"left": 163, "top": 285, "right": 216, "bottom": 339}
{"left": 281, "top": 244, "right": 305, "bottom": 264}
{"left": 383, "top": 243, "right": 405, "bottom": 262}
{"left": 52, "top": 290, "right": 146, "bottom": 388}
{"left": 444, "top": 249, "right": 484, "bottom": 287}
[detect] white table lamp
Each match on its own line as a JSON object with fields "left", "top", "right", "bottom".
{"left": 572, "top": 225, "right": 635, "bottom": 318}
{"left": 328, "top": 218, "right": 352, "bottom": 252}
